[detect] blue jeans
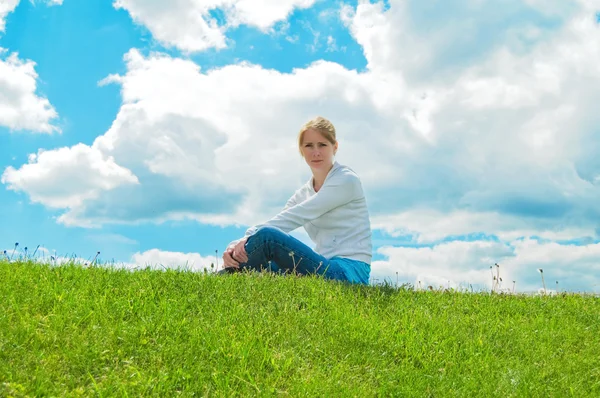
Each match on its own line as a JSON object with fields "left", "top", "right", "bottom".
{"left": 237, "top": 226, "right": 370, "bottom": 285}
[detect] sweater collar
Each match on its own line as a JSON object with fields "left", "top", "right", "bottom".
{"left": 308, "top": 161, "right": 340, "bottom": 193}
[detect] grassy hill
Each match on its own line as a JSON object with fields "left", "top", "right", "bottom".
{"left": 1, "top": 260, "right": 599, "bottom": 397}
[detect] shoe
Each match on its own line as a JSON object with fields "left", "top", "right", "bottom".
{"left": 217, "top": 267, "right": 240, "bottom": 275}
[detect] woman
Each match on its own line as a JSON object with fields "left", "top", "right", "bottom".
{"left": 221, "top": 116, "right": 372, "bottom": 285}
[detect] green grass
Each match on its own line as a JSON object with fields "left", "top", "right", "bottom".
{"left": 1, "top": 260, "right": 599, "bottom": 397}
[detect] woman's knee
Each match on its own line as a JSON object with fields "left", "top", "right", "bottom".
{"left": 252, "top": 225, "right": 284, "bottom": 241}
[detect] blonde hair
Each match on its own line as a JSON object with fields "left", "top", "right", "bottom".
{"left": 298, "top": 116, "right": 337, "bottom": 156}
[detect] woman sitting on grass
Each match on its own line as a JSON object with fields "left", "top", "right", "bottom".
{"left": 221, "top": 116, "right": 372, "bottom": 285}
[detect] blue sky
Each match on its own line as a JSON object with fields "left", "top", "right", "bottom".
{"left": 0, "top": 0, "right": 365, "bottom": 261}
{"left": 1, "top": 0, "right": 600, "bottom": 293}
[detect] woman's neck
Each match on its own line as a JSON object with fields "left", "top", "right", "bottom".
{"left": 312, "top": 163, "right": 334, "bottom": 192}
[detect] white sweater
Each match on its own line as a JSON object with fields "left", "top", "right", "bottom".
{"left": 232, "top": 162, "right": 373, "bottom": 264}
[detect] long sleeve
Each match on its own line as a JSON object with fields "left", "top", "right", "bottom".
{"left": 244, "top": 171, "right": 361, "bottom": 236}
{"left": 223, "top": 162, "right": 372, "bottom": 265}
{"left": 282, "top": 192, "right": 298, "bottom": 211}
{"left": 225, "top": 189, "right": 301, "bottom": 250}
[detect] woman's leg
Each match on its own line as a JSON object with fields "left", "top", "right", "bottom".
{"left": 237, "top": 226, "right": 348, "bottom": 282}
{"left": 329, "top": 257, "right": 371, "bottom": 285}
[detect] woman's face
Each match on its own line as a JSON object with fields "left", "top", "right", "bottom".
{"left": 301, "top": 128, "right": 337, "bottom": 171}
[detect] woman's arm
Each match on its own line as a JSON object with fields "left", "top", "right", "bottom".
{"left": 223, "top": 172, "right": 361, "bottom": 265}
{"left": 223, "top": 188, "right": 301, "bottom": 264}
{"left": 244, "top": 171, "right": 361, "bottom": 236}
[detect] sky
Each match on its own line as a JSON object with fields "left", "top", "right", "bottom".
{"left": 1, "top": 0, "right": 600, "bottom": 294}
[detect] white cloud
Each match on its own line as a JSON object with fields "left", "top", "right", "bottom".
{"left": 1, "top": 245, "right": 96, "bottom": 266}
{"left": 2, "top": 244, "right": 215, "bottom": 274}
{"left": 224, "top": 0, "right": 316, "bottom": 30}
{"left": 372, "top": 238, "right": 600, "bottom": 293}
{"left": 5, "top": 48, "right": 396, "bottom": 227}
{"left": 1, "top": 0, "right": 64, "bottom": 33}
{"left": 129, "top": 248, "right": 217, "bottom": 272}
{"left": 0, "top": 49, "right": 59, "bottom": 133}
{"left": 4, "top": 1, "right": 600, "bottom": 291}
{"left": 3, "top": 245, "right": 215, "bottom": 274}
{"left": 325, "top": 35, "right": 337, "bottom": 52}
{"left": 0, "top": 0, "right": 19, "bottom": 33}
{"left": 371, "top": 209, "right": 598, "bottom": 244}
{"left": 113, "top": 0, "right": 317, "bottom": 52}
{"left": 0, "top": 1, "right": 63, "bottom": 133}
{"left": 372, "top": 240, "right": 514, "bottom": 290}
{"left": 6, "top": 2, "right": 600, "bottom": 235}
{"left": 1, "top": 143, "right": 139, "bottom": 215}
{"left": 344, "top": 0, "right": 588, "bottom": 82}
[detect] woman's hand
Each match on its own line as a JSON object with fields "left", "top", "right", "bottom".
{"left": 232, "top": 238, "right": 248, "bottom": 263}
{"left": 222, "top": 248, "right": 239, "bottom": 268}
{"left": 222, "top": 238, "right": 248, "bottom": 268}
